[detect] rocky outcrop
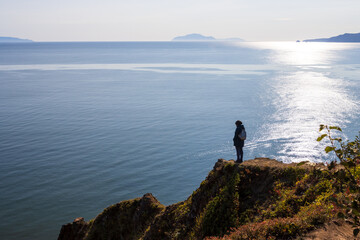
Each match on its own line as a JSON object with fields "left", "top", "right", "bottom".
{"left": 58, "top": 217, "right": 89, "bottom": 240}
{"left": 58, "top": 193, "right": 164, "bottom": 240}
{"left": 85, "top": 193, "right": 165, "bottom": 240}
{"left": 58, "top": 158, "right": 354, "bottom": 240}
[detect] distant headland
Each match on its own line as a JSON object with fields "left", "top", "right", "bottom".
{"left": 0, "top": 37, "right": 33, "bottom": 43}
{"left": 172, "top": 33, "right": 244, "bottom": 42}
{"left": 303, "top": 32, "right": 360, "bottom": 42}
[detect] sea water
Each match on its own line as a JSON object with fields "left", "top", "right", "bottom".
{"left": 0, "top": 41, "right": 360, "bottom": 239}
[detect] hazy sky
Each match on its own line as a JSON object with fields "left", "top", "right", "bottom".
{"left": 0, "top": 0, "right": 359, "bottom": 41}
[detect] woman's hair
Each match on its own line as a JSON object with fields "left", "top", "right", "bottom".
{"left": 235, "top": 120, "right": 242, "bottom": 126}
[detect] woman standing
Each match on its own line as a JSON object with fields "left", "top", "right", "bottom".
{"left": 233, "top": 120, "right": 245, "bottom": 163}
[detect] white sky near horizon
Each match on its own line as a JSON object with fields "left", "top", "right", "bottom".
{"left": 0, "top": 0, "right": 359, "bottom": 42}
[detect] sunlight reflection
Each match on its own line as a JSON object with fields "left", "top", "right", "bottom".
{"left": 246, "top": 42, "right": 360, "bottom": 162}
{"left": 243, "top": 42, "right": 355, "bottom": 65}
{"left": 253, "top": 71, "right": 359, "bottom": 163}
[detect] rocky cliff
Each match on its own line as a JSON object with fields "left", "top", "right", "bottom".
{"left": 58, "top": 158, "right": 357, "bottom": 240}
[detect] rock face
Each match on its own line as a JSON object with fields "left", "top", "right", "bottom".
{"left": 58, "top": 193, "right": 164, "bottom": 240}
{"left": 58, "top": 217, "right": 89, "bottom": 240}
{"left": 58, "top": 158, "right": 355, "bottom": 240}
{"left": 85, "top": 193, "right": 164, "bottom": 240}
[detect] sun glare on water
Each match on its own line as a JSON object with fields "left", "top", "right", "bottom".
{"left": 245, "top": 41, "right": 355, "bottom": 65}
{"left": 245, "top": 42, "right": 359, "bottom": 162}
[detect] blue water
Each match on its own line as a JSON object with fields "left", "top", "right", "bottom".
{"left": 0, "top": 41, "right": 360, "bottom": 239}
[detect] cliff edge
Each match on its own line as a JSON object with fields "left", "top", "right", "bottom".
{"left": 58, "top": 158, "right": 357, "bottom": 240}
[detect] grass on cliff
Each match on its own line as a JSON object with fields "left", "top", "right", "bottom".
{"left": 203, "top": 128, "right": 360, "bottom": 240}
{"left": 202, "top": 163, "right": 360, "bottom": 240}
{"left": 200, "top": 163, "right": 336, "bottom": 239}
{"left": 141, "top": 158, "right": 360, "bottom": 240}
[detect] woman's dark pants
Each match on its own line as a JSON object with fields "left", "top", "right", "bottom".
{"left": 235, "top": 146, "right": 243, "bottom": 163}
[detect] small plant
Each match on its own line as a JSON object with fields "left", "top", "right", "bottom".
{"left": 317, "top": 124, "right": 360, "bottom": 236}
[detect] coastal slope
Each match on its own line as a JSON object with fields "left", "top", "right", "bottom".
{"left": 58, "top": 158, "right": 355, "bottom": 240}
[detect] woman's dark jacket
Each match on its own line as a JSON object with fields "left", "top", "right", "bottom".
{"left": 233, "top": 125, "right": 245, "bottom": 147}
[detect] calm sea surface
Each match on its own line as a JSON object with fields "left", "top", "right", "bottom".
{"left": 0, "top": 41, "right": 360, "bottom": 239}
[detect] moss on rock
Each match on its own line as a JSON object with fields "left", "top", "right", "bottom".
{"left": 83, "top": 193, "right": 164, "bottom": 240}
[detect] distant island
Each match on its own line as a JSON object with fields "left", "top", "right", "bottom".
{"left": 173, "top": 33, "right": 216, "bottom": 41}
{"left": 0, "top": 37, "right": 33, "bottom": 43}
{"left": 304, "top": 32, "right": 360, "bottom": 42}
{"left": 172, "top": 33, "right": 244, "bottom": 42}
